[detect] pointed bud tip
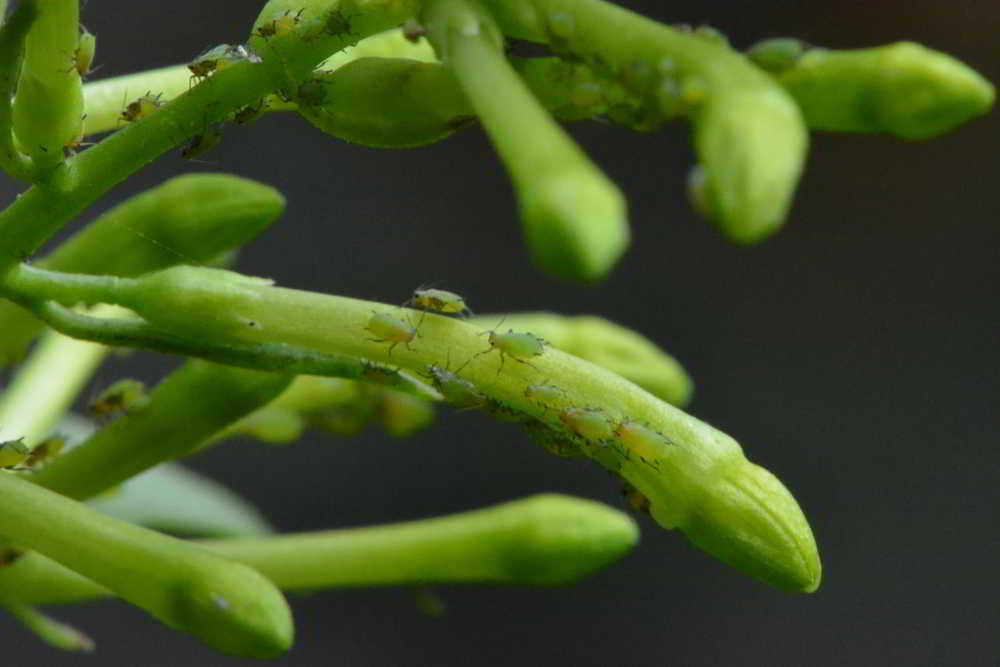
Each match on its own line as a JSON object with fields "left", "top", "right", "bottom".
{"left": 501, "top": 494, "right": 640, "bottom": 585}
{"left": 680, "top": 461, "right": 821, "bottom": 593}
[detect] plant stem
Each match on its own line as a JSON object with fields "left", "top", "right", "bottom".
{"left": 0, "top": 494, "right": 638, "bottom": 605}
{"left": 0, "top": 324, "right": 107, "bottom": 444}
{"left": 0, "top": 470, "right": 293, "bottom": 657}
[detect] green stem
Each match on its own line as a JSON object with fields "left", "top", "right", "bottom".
{"left": 29, "top": 360, "right": 293, "bottom": 501}
{"left": 12, "top": 0, "right": 81, "bottom": 174}
{"left": 0, "top": 3, "right": 37, "bottom": 178}
{"left": 0, "top": 494, "right": 638, "bottom": 605}
{"left": 424, "top": 0, "right": 628, "bottom": 282}
{"left": 0, "top": 470, "right": 293, "bottom": 658}
{"left": 481, "top": 0, "right": 808, "bottom": 243}
{"left": 0, "top": 263, "right": 819, "bottom": 591}
{"left": 0, "top": 322, "right": 108, "bottom": 444}
{"left": 0, "top": 0, "right": 418, "bottom": 277}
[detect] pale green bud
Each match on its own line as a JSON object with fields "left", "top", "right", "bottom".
{"left": 776, "top": 41, "right": 995, "bottom": 140}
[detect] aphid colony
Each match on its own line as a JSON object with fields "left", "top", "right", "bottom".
{"left": 358, "top": 286, "right": 676, "bottom": 507}
{"left": 116, "top": 42, "right": 265, "bottom": 161}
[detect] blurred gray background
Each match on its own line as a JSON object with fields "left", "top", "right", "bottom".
{"left": 1, "top": 1, "right": 998, "bottom": 665}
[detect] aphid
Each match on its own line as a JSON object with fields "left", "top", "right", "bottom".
{"left": 232, "top": 100, "right": 267, "bottom": 125}
{"left": 181, "top": 123, "right": 224, "bottom": 160}
{"left": 621, "top": 481, "right": 651, "bottom": 516}
{"left": 406, "top": 287, "right": 472, "bottom": 317}
{"left": 0, "top": 437, "right": 30, "bottom": 469}
{"left": 88, "top": 379, "right": 148, "bottom": 419}
{"left": 296, "top": 78, "right": 328, "bottom": 107}
{"left": 426, "top": 364, "right": 486, "bottom": 410}
{"left": 401, "top": 18, "right": 427, "bottom": 42}
{"left": 365, "top": 312, "right": 417, "bottom": 356}
{"left": 255, "top": 8, "right": 304, "bottom": 39}
{"left": 119, "top": 92, "right": 162, "bottom": 123}
{"left": 188, "top": 44, "right": 261, "bottom": 85}
{"left": 24, "top": 437, "right": 65, "bottom": 468}
{"left": 322, "top": 9, "right": 353, "bottom": 37}
{"left": 523, "top": 419, "right": 581, "bottom": 458}
{"left": 614, "top": 421, "right": 673, "bottom": 471}
{"left": 524, "top": 382, "right": 566, "bottom": 411}
{"left": 73, "top": 26, "right": 97, "bottom": 78}
{"left": 476, "top": 324, "right": 547, "bottom": 374}
{"left": 559, "top": 407, "right": 614, "bottom": 442}
{"left": 360, "top": 360, "right": 403, "bottom": 387}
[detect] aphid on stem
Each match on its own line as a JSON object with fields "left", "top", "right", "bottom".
{"left": 424, "top": 363, "right": 487, "bottom": 411}
{"left": 119, "top": 91, "right": 162, "bottom": 124}
{"left": 255, "top": 8, "right": 304, "bottom": 40}
{"left": 475, "top": 319, "right": 547, "bottom": 375}
{"left": 188, "top": 44, "right": 261, "bottom": 87}
{"left": 365, "top": 311, "right": 417, "bottom": 356}
{"left": 88, "top": 379, "right": 148, "bottom": 420}
{"left": 613, "top": 421, "right": 672, "bottom": 472}
{"left": 182, "top": 123, "right": 225, "bottom": 161}
{"left": 0, "top": 437, "right": 30, "bottom": 469}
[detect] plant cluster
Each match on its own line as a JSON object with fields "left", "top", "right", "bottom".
{"left": 0, "top": 0, "right": 992, "bottom": 658}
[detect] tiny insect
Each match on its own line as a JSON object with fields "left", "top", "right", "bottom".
{"left": 0, "top": 437, "right": 30, "bottom": 469}
{"left": 255, "top": 8, "right": 304, "bottom": 39}
{"left": 24, "top": 437, "right": 65, "bottom": 468}
{"left": 524, "top": 382, "right": 566, "bottom": 412}
{"left": 613, "top": 421, "right": 672, "bottom": 471}
{"left": 425, "top": 364, "right": 487, "bottom": 410}
{"left": 360, "top": 360, "right": 402, "bottom": 387}
{"left": 559, "top": 407, "right": 614, "bottom": 442}
{"left": 401, "top": 18, "right": 427, "bottom": 42}
{"left": 88, "top": 379, "right": 148, "bottom": 419}
{"left": 72, "top": 26, "right": 97, "bottom": 78}
{"left": 475, "top": 321, "right": 547, "bottom": 374}
{"left": 296, "top": 78, "right": 328, "bottom": 107}
{"left": 188, "top": 44, "right": 261, "bottom": 85}
{"left": 621, "top": 482, "right": 652, "bottom": 516}
{"left": 181, "top": 123, "right": 224, "bottom": 160}
{"left": 119, "top": 91, "right": 162, "bottom": 123}
{"left": 232, "top": 100, "right": 267, "bottom": 125}
{"left": 322, "top": 9, "right": 353, "bottom": 36}
{"left": 406, "top": 287, "right": 472, "bottom": 317}
{"left": 365, "top": 312, "right": 417, "bottom": 356}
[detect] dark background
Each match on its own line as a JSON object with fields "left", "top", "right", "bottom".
{"left": 2, "top": 1, "right": 998, "bottom": 665}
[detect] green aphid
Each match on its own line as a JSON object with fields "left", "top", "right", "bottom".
{"left": 188, "top": 44, "right": 261, "bottom": 83}
{"left": 181, "top": 124, "right": 224, "bottom": 160}
{"left": 613, "top": 421, "right": 672, "bottom": 471}
{"left": 621, "top": 481, "right": 652, "bottom": 516}
{"left": 0, "top": 437, "right": 30, "bottom": 468}
{"left": 296, "top": 78, "right": 329, "bottom": 107}
{"left": 88, "top": 379, "right": 148, "bottom": 419}
{"left": 406, "top": 287, "right": 472, "bottom": 317}
{"left": 559, "top": 407, "right": 614, "bottom": 443}
{"left": 426, "top": 364, "right": 486, "bottom": 410}
{"left": 365, "top": 312, "right": 417, "bottom": 356}
{"left": 119, "top": 92, "right": 162, "bottom": 123}
{"left": 74, "top": 27, "right": 97, "bottom": 78}
{"left": 232, "top": 100, "right": 267, "bottom": 125}
{"left": 360, "top": 361, "right": 402, "bottom": 387}
{"left": 24, "top": 437, "right": 65, "bottom": 468}
{"left": 477, "top": 326, "right": 547, "bottom": 374}
{"left": 255, "top": 9, "right": 304, "bottom": 40}
{"left": 524, "top": 382, "right": 566, "bottom": 411}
